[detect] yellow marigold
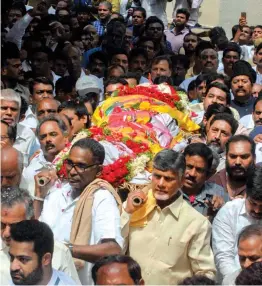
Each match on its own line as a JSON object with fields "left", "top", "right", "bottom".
{"left": 150, "top": 143, "right": 162, "bottom": 155}
{"left": 139, "top": 101, "right": 151, "bottom": 110}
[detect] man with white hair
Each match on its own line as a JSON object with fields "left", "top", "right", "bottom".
{"left": 0, "top": 89, "right": 37, "bottom": 166}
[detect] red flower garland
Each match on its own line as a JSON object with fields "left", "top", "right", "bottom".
{"left": 100, "top": 156, "right": 131, "bottom": 187}
{"left": 113, "top": 85, "right": 181, "bottom": 108}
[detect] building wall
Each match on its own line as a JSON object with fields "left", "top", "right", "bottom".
{"left": 166, "top": 0, "right": 262, "bottom": 38}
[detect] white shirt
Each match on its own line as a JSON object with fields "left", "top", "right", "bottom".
{"left": 20, "top": 106, "right": 38, "bottom": 129}
{"left": 13, "top": 123, "right": 38, "bottom": 167}
{"left": 21, "top": 150, "right": 48, "bottom": 195}
{"left": 5, "top": 13, "right": 33, "bottom": 50}
{"left": 239, "top": 114, "right": 254, "bottom": 130}
{"left": 173, "top": 0, "right": 203, "bottom": 26}
{"left": 253, "top": 66, "right": 262, "bottom": 85}
{"left": 141, "top": 0, "right": 168, "bottom": 27}
{"left": 52, "top": 71, "right": 61, "bottom": 88}
{"left": 180, "top": 75, "right": 198, "bottom": 92}
{"left": 212, "top": 198, "right": 262, "bottom": 281}
{"left": 47, "top": 269, "right": 77, "bottom": 285}
{"left": 0, "top": 240, "right": 81, "bottom": 285}
{"left": 255, "top": 142, "right": 262, "bottom": 163}
{"left": 40, "top": 183, "right": 123, "bottom": 285}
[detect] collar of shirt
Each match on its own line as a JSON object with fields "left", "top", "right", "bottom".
{"left": 171, "top": 26, "right": 189, "bottom": 36}
{"left": 161, "top": 192, "right": 184, "bottom": 219}
{"left": 232, "top": 97, "right": 254, "bottom": 107}
{"left": 182, "top": 184, "right": 213, "bottom": 207}
{"left": 47, "top": 269, "right": 60, "bottom": 285}
{"left": 239, "top": 199, "right": 247, "bottom": 216}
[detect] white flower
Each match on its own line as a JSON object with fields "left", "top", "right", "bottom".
{"left": 129, "top": 154, "right": 150, "bottom": 178}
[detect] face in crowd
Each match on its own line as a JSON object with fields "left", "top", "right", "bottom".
{"left": 207, "top": 119, "right": 233, "bottom": 154}
{"left": 98, "top": 4, "right": 111, "bottom": 21}
{"left": 132, "top": 10, "right": 145, "bottom": 26}
{"left": 203, "top": 86, "right": 228, "bottom": 111}
{"left": 1, "top": 147, "right": 22, "bottom": 188}
{"left": 238, "top": 234, "right": 262, "bottom": 269}
{"left": 66, "top": 146, "right": 102, "bottom": 192}
{"left": 151, "top": 59, "right": 172, "bottom": 82}
{"left": 38, "top": 120, "right": 68, "bottom": 162}
{"left": 183, "top": 154, "right": 209, "bottom": 193}
{"left": 226, "top": 140, "right": 255, "bottom": 183}
{"left": 36, "top": 99, "right": 59, "bottom": 121}
{"left": 0, "top": 99, "right": 20, "bottom": 127}
{"left": 231, "top": 75, "right": 252, "bottom": 102}
{"left": 30, "top": 82, "right": 54, "bottom": 106}
{"left": 200, "top": 49, "right": 218, "bottom": 73}
{"left": 183, "top": 34, "right": 198, "bottom": 54}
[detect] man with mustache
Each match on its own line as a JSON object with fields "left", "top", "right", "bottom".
{"left": 9, "top": 220, "right": 77, "bottom": 285}
{"left": 212, "top": 166, "right": 262, "bottom": 282}
{"left": 0, "top": 187, "right": 80, "bottom": 285}
{"left": 206, "top": 113, "right": 239, "bottom": 171}
{"left": 231, "top": 60, "right": 257, "bottom": 118}
{"left": 209, "top": 135, "right": 255, "bottom": 199}
{"left": 21, "top": 115, "right": 68, "bottom": 195}
{"left": 182, "top": 143, "right": 228, "bottom": 219}
{"left": 121, "top": 149, "right": 216, "bottom": 284}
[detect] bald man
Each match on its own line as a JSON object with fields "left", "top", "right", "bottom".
{"left": 0, "top": 146, "right": 23, "bottom": 188}
{"left": 36, "top": 98, "right": 60, "bottom": 121}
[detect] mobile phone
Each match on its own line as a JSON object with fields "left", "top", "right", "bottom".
{"left": 241, "top": 12, "right": 246, "bottom": 19}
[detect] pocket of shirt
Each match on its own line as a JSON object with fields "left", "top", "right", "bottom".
{"left": 157, "top": 238, "right": 188, "bottom": 266}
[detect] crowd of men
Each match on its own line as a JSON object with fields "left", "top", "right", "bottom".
{"left": 1, "top": 0, "right": 262, "bottom": 285}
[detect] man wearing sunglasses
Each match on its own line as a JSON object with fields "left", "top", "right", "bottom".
{"left": 34, "top": 137, "right": 123, "bottom": 285}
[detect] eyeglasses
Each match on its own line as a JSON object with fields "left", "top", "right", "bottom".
{"left": 65, "top": 159, "right": 98, "bottom": 173}
{"left": 0, "top": 135, "right": 9, "bottom": 140}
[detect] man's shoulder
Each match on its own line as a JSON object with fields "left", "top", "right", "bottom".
{"left": 180, "top": 198, "right": 210, "bottom": 224}
{"left": 204, "top": 181, "right": 226, "bottom": 193}
{"left": 209, "top": 168, "right": 226, "bottom": 182}
{"left": 52, "top": 269, "right": 77, "bottom": 285}
{"left": 16, "top": 123, "right": 35, "bottom": 139}
{"left": 217, "top": 198, "right": 245, "bottom": 217}
{"left": 46, "top": 183, "right": 72, "bottom": 200}
{"left": 93, "top": 188, "right": 116, "bottom": 201}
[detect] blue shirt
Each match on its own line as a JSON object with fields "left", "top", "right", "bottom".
{"left": 82, "top": 46, "right": 102, "bottom": 68}
{"left": 231, "top": 97, "right": 256, "bottom": 119}
{"left": 92, "top": 20, "right": 105, "bottom": 36}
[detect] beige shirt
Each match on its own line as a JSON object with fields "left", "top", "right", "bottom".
{"left": 0, "top": 240, "right": 81, "bottom": 285}
{"left": 121, "top": 194, "right": 216, "bottom": 285}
